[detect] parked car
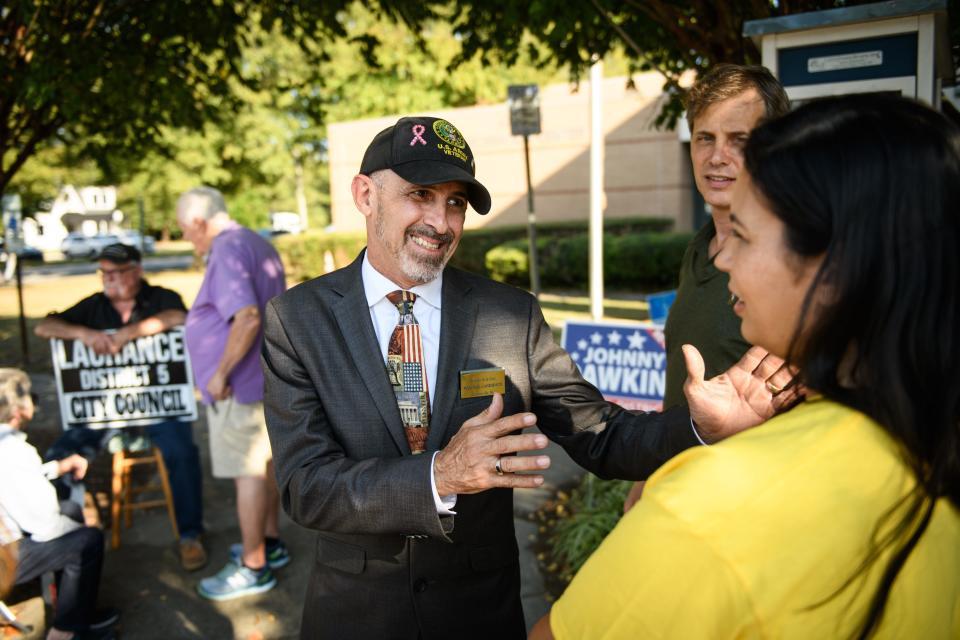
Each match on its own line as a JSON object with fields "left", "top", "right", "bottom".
{"left": 117, "top": 230, "right": 156, "bottom": 255}
{"left": 61, "top": 232, "right": 121, "bottom": 258}
{"left": 0, "top": 239, "right": 43, "bottom": 262}
{"left": 256, "top": 228, "right": 291, "bottom": 242}
{"left": 15, "top": 245, "right": 44, "bottom": 262}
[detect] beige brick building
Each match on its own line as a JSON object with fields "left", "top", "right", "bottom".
{"left": 327, "top": 73, "right": 695, "bottom": 233}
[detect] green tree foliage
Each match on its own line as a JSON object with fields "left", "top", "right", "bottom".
{"left": 7, "top": 2, "right": 567, "bottom": 236}
{"left": 111, "top": 19, "right": 332, "bottom": 236}
{"left": 440, "top": 0, "right": 955, "bottom": 127}
{"left": 323, "top": 4, "right": 565, "bottom": 123}
{"left": 0, "top": 1, "right": 436, "bottom": 200}
{"left": 5, "top": 141, "right": 100, "bottom": 215}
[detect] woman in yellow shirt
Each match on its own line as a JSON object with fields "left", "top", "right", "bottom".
{"left": 532, "top": 94, "right": 960, "bottom": 638}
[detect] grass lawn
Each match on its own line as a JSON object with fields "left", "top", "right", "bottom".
{"left": 0, "top": 269, "right": 205, "bottom": 373}
{"left": 0, "top": 269, "right": 652, "bottom": 373}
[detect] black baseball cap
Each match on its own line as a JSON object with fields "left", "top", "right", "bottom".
{"left": 96, "top": 243, "right": 141, "bottom": 264}
{"left": 359, "top": 116, "right": 492, "bottom": 214}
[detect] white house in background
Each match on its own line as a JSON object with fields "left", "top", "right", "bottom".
{"left": 25, "top": 185, "right": 124, "bottom": 250}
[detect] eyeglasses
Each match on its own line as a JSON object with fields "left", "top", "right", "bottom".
{"left": 97, "top": 265, "right": 137, "bottom": 278}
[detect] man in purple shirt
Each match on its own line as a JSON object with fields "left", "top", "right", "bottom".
{"left": 176, "top": 186, "right": 289, "bottom": 600}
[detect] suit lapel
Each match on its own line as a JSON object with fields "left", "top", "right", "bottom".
{"left": 428, "top": 268, "right": 477, "bottom": 450}
{"left": 331, "top": 255, "right": 409, "bottom": 455}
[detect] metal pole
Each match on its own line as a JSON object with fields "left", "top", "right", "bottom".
{"left": 137, "top": 197, "right": 146, "bottom": 254}
{"left": 15, "top": 255, "right": 28, "bottom": 364}
{"left": 589, "top": 59, "right": 605, "bottom": 320}
{"left": 523, "top": 135, "right": 541, "bottom": 297}
{"left": 295, "top": 154, "right": 309, "bottom": 232}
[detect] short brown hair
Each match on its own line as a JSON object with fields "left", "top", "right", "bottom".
{"left": 686, "top": 64, "right": 790, "bottom": 131}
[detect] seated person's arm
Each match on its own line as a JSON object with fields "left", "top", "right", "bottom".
{"left": 112, "top": 309, "right": 187, "bottom": 347}
{"left": 42, "top": 454, "right": 88, "bottom": 481}
{"left": 35, "top": 316, "right": 113, "bottom": 354}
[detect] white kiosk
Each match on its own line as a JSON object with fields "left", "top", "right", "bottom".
{"left": 743, "top": 0, "right": 952, "bottom": 107}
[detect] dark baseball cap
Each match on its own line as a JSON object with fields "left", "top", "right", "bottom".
{"left": 359, "top": 116, "right": 492, "bottom": 214}
{"left": 96, "top": 243, "right": 141, "bottom": 264}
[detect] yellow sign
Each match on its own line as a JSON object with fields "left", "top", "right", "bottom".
{"left": 459, "top": 367, "right": 506, "bottom": 399}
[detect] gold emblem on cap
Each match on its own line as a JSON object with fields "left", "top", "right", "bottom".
{"left": 433, "top": 120, "right": 466, "bottom": 149}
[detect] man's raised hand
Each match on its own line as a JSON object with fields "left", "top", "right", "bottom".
{"left": 433, "top": 393, "right": 550, "bottom": 496}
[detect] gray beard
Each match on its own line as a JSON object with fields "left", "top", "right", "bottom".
{"left": 375, "top": 205, "right": 453, "bottom": 284}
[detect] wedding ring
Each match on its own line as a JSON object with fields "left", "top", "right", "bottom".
{"left": 495, "top": 456, "right": 504, "bottom": 476}
{"left": 765, "top": 380, "right": 784, "bottom": 395}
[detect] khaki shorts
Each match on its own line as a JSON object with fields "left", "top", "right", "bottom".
{"left": 206, "top": 398, "right": 272, "bottom": 479}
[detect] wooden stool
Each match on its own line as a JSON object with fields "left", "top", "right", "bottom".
{"left": 110, "top": 447, "right": 179, "bottom": 549}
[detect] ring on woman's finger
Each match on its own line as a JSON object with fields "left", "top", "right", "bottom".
{"left": 495, "top": 456, "right": 505, "bottom": 476}
{"left": 765, "top": 380, "right": 784, "bottom": 395}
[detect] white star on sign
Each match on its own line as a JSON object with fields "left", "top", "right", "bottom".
{"left": 577, "top": 339, "right": 588, "bottom": 351}
{"left": 607, "top": 330, "right": 622, "bottom": 346}
{"left": 627, "top": 331, "right": 647, "bottom": 349}
{"left": 571, "top": 352, "right": 579, "bottom": 361}
{"left": 590, "top": 332, "right": 603, "bottom": 345}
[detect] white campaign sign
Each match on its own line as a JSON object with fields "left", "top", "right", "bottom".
{"left": 51, "top": 326, "right": 198, "bottom": 430}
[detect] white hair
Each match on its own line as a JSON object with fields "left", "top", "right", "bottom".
{"left": 0, "top": 368, "right": 31, "bottom": 424}
{"left": 177, "top": 186, "right": 229, "bottom": 223}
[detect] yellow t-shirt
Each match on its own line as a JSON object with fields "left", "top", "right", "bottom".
{"left": 551, "top": 400, "right": 960, "bottom": 639}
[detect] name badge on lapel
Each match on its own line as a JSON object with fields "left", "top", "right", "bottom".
{"left": 460, "top": 367, "right": 506, "bottom": 399}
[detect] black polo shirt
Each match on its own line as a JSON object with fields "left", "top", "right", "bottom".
{"left": 49, "top": 280, "right": 187, "bottom": 330}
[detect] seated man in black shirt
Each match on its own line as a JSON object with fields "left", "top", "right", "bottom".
{"left": 35, "top": 243, "right": 207, "bottom": 571}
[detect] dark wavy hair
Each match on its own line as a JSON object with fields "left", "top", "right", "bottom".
{"left": 744, "top": 94, "right": 960, "bottom": 637}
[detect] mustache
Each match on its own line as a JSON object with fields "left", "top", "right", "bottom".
{"left": 406, "top": 225, "right": 454, "bottom": 245}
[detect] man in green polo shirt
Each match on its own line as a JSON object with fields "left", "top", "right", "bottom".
{"left": 625, "top": 65, "right": 790, "bottom": 511}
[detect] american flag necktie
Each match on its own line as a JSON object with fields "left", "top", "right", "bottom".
{"left": 385, "top": 290, "right": 430, "bottom": 454}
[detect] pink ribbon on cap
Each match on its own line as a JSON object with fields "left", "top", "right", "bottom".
{"left": 410, "top": 124, "right": 427, "bottom": 146}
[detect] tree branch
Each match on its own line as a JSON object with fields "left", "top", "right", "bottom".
{"left": 0, "top": 118, "right": 61, "bottom": 195}
{"left": 587, "top": 0, "right": 647, "bottom": 60}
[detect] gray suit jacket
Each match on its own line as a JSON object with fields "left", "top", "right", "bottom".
{"left": 262, "top": 252, "right": 698, "bottom": 639}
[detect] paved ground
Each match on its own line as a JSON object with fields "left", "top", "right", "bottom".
{"left": 6, "top": 373, "right": 584, "bottom": 639}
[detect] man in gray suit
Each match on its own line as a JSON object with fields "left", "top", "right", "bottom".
{"left": 262, "top": 116, "right": 789, "bottom": 639}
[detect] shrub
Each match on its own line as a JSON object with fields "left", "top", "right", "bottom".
{"left": 606, "top": 232, "right": 692, "bottom": 289}
{"left": 537, "top": 474, "right": 632, "bottom": 586}
{"left": 485, "top": 241, "right": 530, "bottom": 284}
{"left": 274, "top": 217, "right": 684, "bottom": 285}
{"left": 486, "top": 231, "right": 693, "bottom": 290}
{"left": 450, "top": 216, "right": 674, "bottom": 275}
{"left": 275, "top": 230, "right": 366, "bottom": 283}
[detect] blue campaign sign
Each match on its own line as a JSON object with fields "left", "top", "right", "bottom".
{"left": 561, "top": 320, "right": 666, "bottom": 411}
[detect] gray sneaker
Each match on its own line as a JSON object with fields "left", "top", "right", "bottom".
{"left": 229, "top": 541, "right": 291, "bottom": 570}
{"left": 197, "top": 561, "right": 276, "bottom": 601}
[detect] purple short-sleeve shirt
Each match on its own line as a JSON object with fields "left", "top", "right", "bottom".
{"left": 185, "top": 222, "right": 286, "bottom": 404}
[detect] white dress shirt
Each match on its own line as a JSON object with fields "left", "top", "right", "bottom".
{"left": 362, "top": 254, "right": 456, "bottom": 514}
{"left": 0, "top": 424, "right": 81, "bottom": 543}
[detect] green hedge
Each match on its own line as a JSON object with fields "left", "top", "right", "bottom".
{"left": 275, "top": 230, "right": 367, "bottom": 283}
{"left": 449, "top": 217, "right": 674, "bottom": 276}
{"left": 486, "top": 232, "right": 692, "bottom": 290}
{"left": 275, "top": 216, "right": 685, "bottom": 287}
